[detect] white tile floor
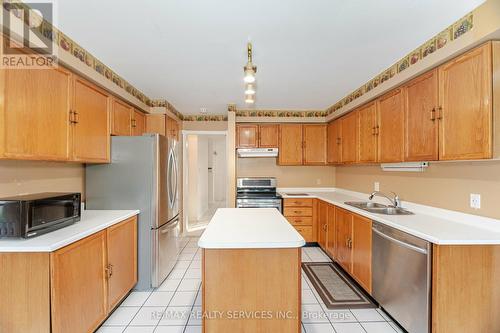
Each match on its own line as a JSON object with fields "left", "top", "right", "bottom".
{"left": 96, "top": 237, "right": 404, "bottom": 333}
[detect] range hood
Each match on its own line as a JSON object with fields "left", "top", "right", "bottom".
{"left": 237, "top": 148, "right": 278, "bottom": 158}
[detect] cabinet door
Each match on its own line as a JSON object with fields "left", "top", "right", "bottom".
{"left": 72, "top": 76, "right": 110, "bottom": 162}
{"left": 2, "top": 67, "right": 71, "bottom": 160}
{"left": 107, "top": 216, "right": 138, "bottom": 311}
{"left": 378, "top": 89, "right": 405, "bottom": 163}
{"left": 438, "top": 43, "right": 492, "bottom": 160}
{"left": 340, "top": 112, "right": 359, "bottom": 163}
{"left": 335, "top": 208, "right": 353, "bottom": 272}
{"left": 146, "top": 114, "right": 166, "bottom": 136}
{"left": 50, "top": 231, "right": 107, "bottom": 333}
{"left": 236, "top": 124, "right": 258, "bottom": 148}
{"left": 111, "top": 99, "right": 132, "bottom": 136}
{"left": 358, "top": 103, "right": 378, "bottom": 163}
{"left": 132, "top": 110, "right": 146, "bottom": 136}
{"left": 352, "top": 214, "right": 372, "bottom": 293}
{"left": 166, "top": 116, "right": 179, "bottom": 140}
{"left": 317, "top": 200, "right": 328, "bottom": 250}
{"left": 327, "top": 120, "right": 342, "bottom": 164}
{"left": 303, "top": 124, "right": 327, "bottom": 165}
{"left": 278, "top": 124, "right": 303, "bottom": 165}
{"left": 405, "top": 70, "right": 439, "bottom": 161}
{"left": 258, "top": 124, "right": 279, "bottom": 147}
{"left": 326, "top": 204, "right": 336, "bottom": 259}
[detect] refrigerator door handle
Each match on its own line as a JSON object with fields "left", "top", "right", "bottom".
{"left": 172, "top": 150, "right": 179, "bottom": 209}
{"left": 167, "top": 148, "right": 175, "bottom": 209}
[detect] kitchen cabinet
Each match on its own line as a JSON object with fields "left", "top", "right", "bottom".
{"left": 377, "top": 88, "right": 405, "bottom": 163}
{"left": 438, "top": 42, "right": 492, "bottom": 160}
{"left": 278, "top": 124, "right": 303, "bottom": 165}
{"left": 317, "top": 200, "right": 328, "bottom": 249}
{"left": 1, "top": 66, "right": 72, "bottom": 161}
{"left": 340, "top": 111, "right": 359, "bottom": 164}
{"left": 146, "top": 114, "right": 167, "bottom": 136}
{"left": 405, "top": 69, "right": 439, "bottom": 161}
{"left": 351, "top": 214, "right": 372, "bottom": 293}
{"left": 50, "top": 231, "right": 108, "bottom": 333}
{"left": 327, "top": 120, "right": 342, "bottom": 164}
{"left": 335, "top": 208, "right": 353, "bottom": 272}
{"left": 236, "top": 124, "right": 258, "bottom": 148}
{"left": 357, "top": 102, "right": 378, "bottom": 163}
{"left": 284, "top": 198, "right": 316, "bottom": 242}
{"left": 111, "top": 98, "right": 133, "bottom": 136}
{"left": 303, "top": 124, "right": 327, "bottom": 165}
{"left": 71, "top": 76, "right": 110, "bottom": 162}
{"left": 258, "top": 124, "right": 279, "bottom": 148}
{"left": 131, "top": 110, "right": 146, "bottom": 136}
{"left": 166, "top": 116, "right": 180, "bottom": 140}
{"left": 326, "top": 204, "right": 336, "bottom": 259}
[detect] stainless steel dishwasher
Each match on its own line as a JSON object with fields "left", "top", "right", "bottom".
{"left": 372, "top": 222, "right": 432, "bottom": 333}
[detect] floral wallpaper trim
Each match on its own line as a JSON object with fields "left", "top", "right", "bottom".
{"left": 326, "top": 12, "right": 474, "bottom": 115}
{"left": 236, "top": 110, "right": 328, "bottom": 118}
{"left": 182, "top": 115, "right": 228, "bottom": 122}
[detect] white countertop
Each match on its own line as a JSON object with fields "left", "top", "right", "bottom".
{"left": 279, "top": 188, "right": 500, "bottom": 245}
{"left": 198, "top": 208, "right": 306, "bottom": 249}
{"left": 0, "top": 210, "right": 140, "bottom": 252}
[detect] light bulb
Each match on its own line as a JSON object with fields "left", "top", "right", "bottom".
{"left": 245, "top": 94, "right": 255, "bottom": 104}
{"left": 245, "top": 84, "right": 255, "bottom": 95}
{"left": 244, "top": 73, "right": 255, "bottom": 83}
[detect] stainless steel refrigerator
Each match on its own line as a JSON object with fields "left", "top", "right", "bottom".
{"left": 86, "top": 134, "right": 180, "bottom": 290}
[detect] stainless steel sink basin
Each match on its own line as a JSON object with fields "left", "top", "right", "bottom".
{"left": 344, "top": 201, "right": 414, "bottom": 215}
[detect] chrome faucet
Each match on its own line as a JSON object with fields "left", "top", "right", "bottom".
{"left": 369, "top": 191, "right": 401, "bottom": 208}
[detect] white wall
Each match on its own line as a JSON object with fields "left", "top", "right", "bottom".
{"left": 187, "top": 135, "right": 199, "bottom": 222}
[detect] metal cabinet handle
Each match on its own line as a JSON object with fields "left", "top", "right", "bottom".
{"left": 323, "top": 224, "right": 327, "bottom": 231}
{"left": 437, "top": 106, "right": 443, "bottom": 120}
{"left": 73, "top": 111, "right": 79, "bottom": 124}
{"left": 430, "top": 108, "right": 436, "bottom": 121}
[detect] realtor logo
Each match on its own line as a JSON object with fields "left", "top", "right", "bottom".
{"left": 1, "top": 1, "right": 57, "bottom": 69}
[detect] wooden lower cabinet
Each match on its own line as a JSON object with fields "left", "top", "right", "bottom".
{"left": 351, "top": 215, "right": 372, "bottom": 293}
{"left": 325, "top": 204, "right": 336, "bottom": 258}
{"left": 284, "top": 198, "right": 316, "bottom": 242}
{"left": 335, "top": 208, "right": 353, "bottom": 272}
{"left": 317, "top": 200, "right": 328, "bottom": 249}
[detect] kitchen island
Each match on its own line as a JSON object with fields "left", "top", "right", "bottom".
{"left": 198, "top": 208, "right": 305, "bottom": 333}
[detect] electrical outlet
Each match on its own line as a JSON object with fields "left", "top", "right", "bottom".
{"left": 374, "top": 182, "right": 380, "bottom": 191}
{"left": 470, "top": 193, "right": 481, "bottom": 209}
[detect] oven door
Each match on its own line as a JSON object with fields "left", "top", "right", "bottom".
{"left": 28, "top": 195, "right": 80, "bottom": 231}
{"left": 236, "top": 198, "right": 283, "bottom": 213}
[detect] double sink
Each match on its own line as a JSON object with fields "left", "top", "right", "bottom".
{"left": 344, "top": 201, "right": 413, "bottom": 215}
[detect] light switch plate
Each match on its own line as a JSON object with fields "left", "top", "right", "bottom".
{"left": 470, "top": 193, "right": 481, "bottom": 209}
{"left": 374, "top": 182, "right": 380, "bottom": 191}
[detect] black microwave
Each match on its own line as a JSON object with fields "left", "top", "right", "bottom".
{"left": 0, "top": 192, "right": 81, "bottom": 238}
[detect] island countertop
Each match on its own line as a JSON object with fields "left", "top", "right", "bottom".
{"left": 198, "top": 208, "right": 306, "bottom": 249}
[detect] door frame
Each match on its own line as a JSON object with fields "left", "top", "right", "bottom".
{"left": 181, "top": 130, "right": 228, "bottom": 233}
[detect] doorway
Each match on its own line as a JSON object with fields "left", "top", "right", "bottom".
{"left": 182, "top": 131, "right": 227, "bottom": 233}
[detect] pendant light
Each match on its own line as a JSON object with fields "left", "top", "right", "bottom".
{"left": 244, "top": 42, "right": 257, "bottom": 103}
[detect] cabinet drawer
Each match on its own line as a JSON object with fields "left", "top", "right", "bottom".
{"left": 286, "top": 216, "right": 313, "bottom": 226}
{"left": 294, "top": 226, "right": 313, "bottom": 242}
{"left": 284, "top": 198, "right": 313, "bottom": 207}
{"left": 284, "top": 207, "right": 313, "bottom": 217}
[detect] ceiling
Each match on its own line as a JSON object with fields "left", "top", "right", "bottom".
{"left": 55, "top": 0, "right": 485, "bottom": 115}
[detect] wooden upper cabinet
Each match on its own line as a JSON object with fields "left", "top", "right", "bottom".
{"left": 258, "top": 124, "right": 279, "bottom": 148}
{"left": 357, "top": 103, "right": 378, "bottom": 163}
{"left": 378, "top": 89, "right": 405, "bottom": 163}
{"left": 327, "top": 120, "right": 342, "bottom": 165}
{"left": 326, "top": 204, "right": 336, "bottom": 259}
{"left": 405, "top": 69, "right": 439, "bottom": 161}
{"left": 351, "top": 214, "right": 372, "bottom": 293}
{"left": 278, "top": 124, "right": 303, "bottom": 165}
{"left": 236, "top": 124, "right": 258, "bottom": 148}
{"left": 340, "top": 112, "right": 359, "bottom": 163}
{"left": 438, "top": 43, "right": 492, "bottom": 160}
{"left": 111, "top": 99, "right": 132, "bottom": 136}
{"left": 335, "top": 208, "right": 353, "bottom": 272}
{"left": 107, "top": 217, "right": 138, "bottom": 311}
{"left": 303, "top": 124, "right": 327, "bottom": 165}
{"left": 2, "top": 67, "right": 72, "bottom": 160}
{"left": 166, "top": 116, "right": 180, "bottom": 141}
{"left": 131, "top": 110, "right": 146, "bottom": 136}
{"left": 71, "top": 76, "right": 110, "bottom": 162}
{"left": 50, "top": 231, "right": 108, "bottom": 333}
{"left": 317, "top": 200, "right": 328, "bottom": 250}
{"left": 146, "top": 114, "right": 167, "bottom": 136}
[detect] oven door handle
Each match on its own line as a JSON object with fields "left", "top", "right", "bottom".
{"left": 237, "top": 204, "right": 281, "bottom": 208}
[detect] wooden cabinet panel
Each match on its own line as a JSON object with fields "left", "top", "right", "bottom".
{"left": 284, "top": 207, "right": 313, "bottom": 217}
{"left": 340, "top": 112, "right": 358, "bottom": 163}
{"left": 166, "top": 116, "right": 179, "bottom": 140}
{"left": 72, "top": 76, "right": 110, "bottom": 162}
{"left": 259, "top": 124, "right": 279, "bottom": 147}
{"left": 405, "top": 70, "right": 439, "bottom": 161}
{"left": 50, "top": 231, "right": 108, "bottom": 333}
{"left": 278, "top": 124, "right": 303, "bottom": 165}
{"left": 303, "top": 124, "right": 327, "bottom": 165}
{"left": 294, "top": 226, "right": 314, "bottom": 242}
{"left": 335, "top": 208, "right": 353, "bottom": 272}
{"left": 326, "top": 204, "right": 336, "bottom": 259}
{"left": 111, "top": 99, "right": 132, "bottom": 136}
{"left": 284, "top": 198, "right": 313, "bottom": 207}
{"left": 286, "top": 216, "right": 313, "bottom": 226}
{"left": 357, "top": 103, "right": 378, "bottom": 163}
{"left": 438, "top": 43, "right": 492, "bottom": 160}
{"left": 378, "top": 89, "right": 405, "bottom": 163}
{"left": 236, "top": 124, "right": 258, "bottom": 148}
{"left": 327, "top": 120, "right": 342, "bottom": 164}
{"left": 107, "top": 217, "right": 138, "bottom": 311}
{"left": 131, "top": 110, "right": 146, "bottom": 136}
{"left": 352, "top": 214, "right": 372, "bottom": 293}
{"left": 317, "top": 200, "right": 328, "bottom": 250}
{"left": 146, "top": 114, "right": 166, "bottom": 136}
{"left": 2, "top": 67, "right": 71, "bottom": 160}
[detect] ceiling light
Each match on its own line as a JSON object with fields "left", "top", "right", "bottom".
{"left": 245, "top": 94, "right": 255, "bottom": 104}
{"left": 243, "top": 42, "right": 257, "bottom": 102}
{"left": 245, "top": 84, "right": 255, "bottom": 95}
{"left": 244, "top": 67, "right": 256, "bottom": 83}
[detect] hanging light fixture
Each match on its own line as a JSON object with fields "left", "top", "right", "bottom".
{"left": 244, "top": 83, "right": 255, "bottom": 95}
{"left": 245, "top": 94, "right": 255, "bottom": 104}
{"left": 244, "top": 42, "right": 257, "bottom": 103}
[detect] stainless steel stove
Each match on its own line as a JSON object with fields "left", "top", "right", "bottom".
{"left": 236, "top": 177, "right": 282, "bottom": 212}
